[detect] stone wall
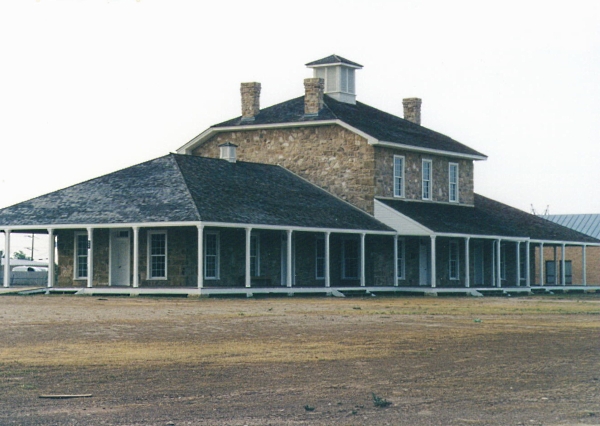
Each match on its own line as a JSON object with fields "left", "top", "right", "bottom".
{"left": 56, "top": 229, "right": 110, "bottom": 287}
{"left": 374, "top": 147, "right": 474, "bottom": 205}
{"left": 192, "top": 125, "right": 377, "bottom": 213}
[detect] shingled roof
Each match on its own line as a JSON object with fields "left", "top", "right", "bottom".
{"left": 378, "top": 195, "right": 600, "bottom": 243}
{"left": 213, "top": 95, "right": 486, "bottom": 159}
{"left": 305, "top": 54, "right": 363, "bottom": 68}
{"left": 0, "top": 154, "right": 392, "bottom": 232}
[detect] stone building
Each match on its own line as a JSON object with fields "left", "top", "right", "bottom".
{"left": 0, "top": 55, "right": 598, "bottom": 294}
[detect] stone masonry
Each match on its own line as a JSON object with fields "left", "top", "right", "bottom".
{"left": 193, "top": 125, "right": 377, "bottom": 213}
{"left": 304, "top": 78, "right": 324, "bottom": 115}
{"left": 241, "top": 82, "right": 261, "bottom": 121}
{"left": 374, "top": 147, "right": 474, "bottom": 205}
{"left": 403, "top": 98, "right": 422, "bottom": 125}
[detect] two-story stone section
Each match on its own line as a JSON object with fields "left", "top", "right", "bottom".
{"left": 180, "top": 56, "right": 485, "bottom": 215}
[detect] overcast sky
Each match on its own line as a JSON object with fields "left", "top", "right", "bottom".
{"left": 1, "top": 0, "right": 599, "bottom": 258}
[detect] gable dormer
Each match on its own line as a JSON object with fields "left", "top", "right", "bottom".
{"left": 306, "top": 54, "right": 363, "bottom": 105}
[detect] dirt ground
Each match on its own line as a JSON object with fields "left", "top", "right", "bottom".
{"left": 0, "top": 293, "right": 599, "bottom": 426}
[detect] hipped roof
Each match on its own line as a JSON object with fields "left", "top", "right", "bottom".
{"left": 213, "top": 95, "right": 486, "bottom": 159}
{"left": 0, "top": 154, "right": 392, "bottom": 232}
{"left": 378, "top": 195, "right": 600, "bottom": 243}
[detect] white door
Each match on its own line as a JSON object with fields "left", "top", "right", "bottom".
{"left": 473, "top": 242, "right": 484, "bottom": 286}
{"left": 419, "top": 240, "right": 430, "bottom": 286}
{"left": 110, "top": 229, "right": 131, "bottom": 286}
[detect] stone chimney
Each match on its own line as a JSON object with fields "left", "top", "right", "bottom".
{"left": 304, "top": 78, "right": 324, "bottom": 116}
{"left": 240, "top": 82, "right": 261, "bottom": 121}
{"left": 219, "top": 142, "right": 237, "bottom": 163}
{"left": 402, "top": 98, "right": 422, "bottom": 125}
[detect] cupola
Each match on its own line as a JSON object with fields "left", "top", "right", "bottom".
{"left": 305, "top": 54, "right": 363, "bottom": 105}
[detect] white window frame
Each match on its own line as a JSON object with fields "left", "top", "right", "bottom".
{"left": 341, "top": 237, "right": 360, "bottom": 280}
{"left": 397, "top": 238, "right": 406, "bottom": 280}
{"left": 393, "top": 155, "right": 405, "bottom": 198}
{"left": 449, "top": 240, "right": 460, "bottom": 280}
{"left": 500, "top": 244, "right": 507, "bottom": 281}
{"left": 74, "top": 231, "right": 88, "bottom": 280}
{"left": 422, "top": 159, "right": 432, "bottom": 200}
{"left": 449, "top": 162, "right": 459, "bottom": 203}
{"left": 204, "top": 231, "right": 220, "bottom": 280}
{"left": 250, "top": 233, "right": 260, "bottom": 277}
{"left": 315, "top": 236, "right": 325, "bottom": 280}
{"left": 147, "top": 231, "right": 167, "bottom": 280}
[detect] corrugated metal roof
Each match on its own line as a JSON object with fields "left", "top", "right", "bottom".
{"left": 544, "top": 214, "right": 600, "bottom": 239}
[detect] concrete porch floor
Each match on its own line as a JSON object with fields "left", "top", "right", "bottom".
{"left": 4, "top": 285, "right": 599, "bottom": 298}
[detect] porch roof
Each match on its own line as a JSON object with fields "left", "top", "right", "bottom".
{"left": 377, "top": 195, "right": 600, "bottom": 243}
{"left": 0, "top": 154, "right": 392, "bottom": 232}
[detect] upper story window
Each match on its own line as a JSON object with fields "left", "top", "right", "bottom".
{"left": 449, "top": 163, "right": 459, "bottom": 203}
{"left": 422, "top": 159, "right": 432, "bottom": 200}
{"left": 393, "top": 155, "right": 405, "bottom": 198}
{"left": 148, "top": 231, "right": 167, "bottom": 280}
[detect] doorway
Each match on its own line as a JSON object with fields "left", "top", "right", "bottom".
{"left": 110, "top": 229, "right": 131, "bottom": 286}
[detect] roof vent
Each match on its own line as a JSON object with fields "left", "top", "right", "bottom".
{"left": 219, "top": 142, "right": 237, "bottom": 163}
{"left": 306, "top": 54, "right": 363, "bottom": 105}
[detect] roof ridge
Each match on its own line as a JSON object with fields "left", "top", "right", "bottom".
{"left": 171, "top": 154, "right": 203, "bottom": 222}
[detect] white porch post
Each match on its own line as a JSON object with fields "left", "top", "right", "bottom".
{"left": 86, "top": 227, "right": 94, "bottom": 288}
{"left": 196, "top": 225, "right": 203, "bottom": 289}
{"left": 525, "top": 241, "right": 531, "bottom": 287}
{"left": 516, "top": 241, "right": 521, "bottom": 287}
{"left": 286, "top": 230, "right": 293, "bottom": 288}
{"left": 492, "top": 241, "right": 496, "bottom": 287}
{"left": 430, "top": 235, "right": 436, "bottom": 288}
{"left": 47, "top": 229, "right": 55, "bottom": 288}
{"left": 582, "top": 245, "right": 587, "bottom": 286}
{"left": 132, "top": 227, "right": 140, "bottom": 288}
{"left": 325, "top": 232, "right": 331, "bottom": 288}
{"left": 465, "top": 237, "right": 470, "bottom": 288}
{"left": 360, "top": 233, "right": 366, "bottom": 287}
{"left": 561, "top": 243, "right": 566, "bottom": 286}
{"left": 393, "top": 235, "right": 399, "bottom": 287}
{"left": 539, "top": 242, "right": 544, "bottom": 286}
{"left": 3, "top": 230, "right": 11, "bottom": 288}
{"left": 245, "top": 227, "right": 252, "bottom": 288}
{"left": 553, "top": 246, "right": 558, "bottom": 285}
{"left": 496, "top": 239, "right": 501, "bottom": 288}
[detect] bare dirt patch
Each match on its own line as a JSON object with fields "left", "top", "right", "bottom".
{"left": 0, "top": 294, "right": 599, "bottom": 425}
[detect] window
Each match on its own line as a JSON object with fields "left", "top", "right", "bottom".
{"left": 393, "top": 155, "right": 405, "bottom": 198}
{"left": 449, "top": 240, "right": 459, "bottom": 280}
{"left": 449, "top": 163, "right": 459, "bottom": 203}
{"left": 342, "top": 237, "right": 360, "bottom": 279}
{"left": 148, "top": 231, "right": 167, "bottom": 279}
{"left": 250, "top": 234, "right": 260, "bottom": 277}
{"left": 315, "top": 236, "right": 325, "bottom": 280}
{"left": 545, "top": 260, "right": 572, "bottom": 284}
{"left": 74, "top": 232, "right": 88, "bottom": 279}
{"left": 204, "top": 231, "right": 220, "bottom": 280}
{"left": 500, "top": 244, "right": 507, "bottom": 280}
{"left": 422, "top": 159, "right": 432, "bottom": 200}
{"left": 397, "top": 238, "right": 405, "bottom": 280}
